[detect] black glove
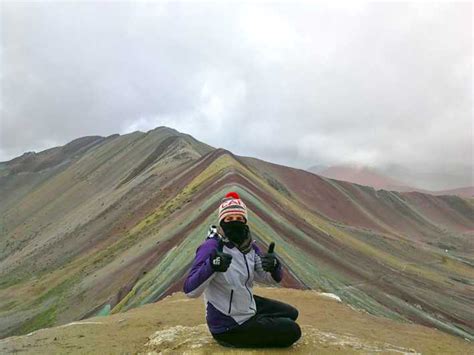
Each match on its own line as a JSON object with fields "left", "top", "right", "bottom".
{"left": 210, "top": 239, "right": 232, "bottom": 272}
{"left": 261, "top": 242, "right": 280, "bottom": 272}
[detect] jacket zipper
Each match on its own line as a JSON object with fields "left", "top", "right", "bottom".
{"left": 243, "top": 254, "right": 256, "bottom": 311}
{"left": 228, "top": 289, "right": 234, "bottom": 314}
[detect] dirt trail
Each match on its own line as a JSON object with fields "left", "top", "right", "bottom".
{"left": 1, "top": 287, "right": 472, "bottom": 354}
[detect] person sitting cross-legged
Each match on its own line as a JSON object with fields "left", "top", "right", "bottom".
{"left": 183, "top": 191, "right": 301, "bottom": 348}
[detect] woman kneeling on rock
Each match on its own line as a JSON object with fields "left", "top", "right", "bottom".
{"left": 183, "top": 191, "right": 302, "bottom": 348}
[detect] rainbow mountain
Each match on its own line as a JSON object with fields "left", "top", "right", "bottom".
{"left": 0, "top": 126, "right": 473, "bottom": 341}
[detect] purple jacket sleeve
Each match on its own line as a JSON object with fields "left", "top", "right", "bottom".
{"left": 252, "top": 242, "right": 283, "bottom": 283}
{"left": 183, "top": 238, "right": 218, "bottom": 298}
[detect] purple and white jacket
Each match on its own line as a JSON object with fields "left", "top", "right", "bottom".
{"left": 183, "top": 225, "right": 283, "bottom": 334}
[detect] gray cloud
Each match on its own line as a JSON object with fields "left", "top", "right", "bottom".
{"left": 0, "top": 2, "right": 472, "bottom": 190}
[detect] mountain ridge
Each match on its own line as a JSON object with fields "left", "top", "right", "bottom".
{"left": 0, "top": 126, "right": 472, "bottom": 342}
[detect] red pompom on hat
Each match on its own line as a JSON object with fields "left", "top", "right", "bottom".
{"left": 218, "top": 191, "right": 248, "bottom": 224}
{"left": 225, "top": 191, "right": 240, "bottom": 199}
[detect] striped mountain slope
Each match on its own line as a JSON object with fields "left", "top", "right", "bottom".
{"left": 0, "top": 127, "right": 472, "bottom": 342}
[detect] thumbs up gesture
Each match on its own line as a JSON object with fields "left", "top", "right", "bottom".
{"left": 210, "top": 238, "right": 233, "bottom": 272}
{"left": 261, "top": 242, "right": 280, "bottom": 272}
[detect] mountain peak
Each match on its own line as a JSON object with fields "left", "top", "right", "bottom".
{"left": 147, "top": 126, "right": 181, "bottom": 135}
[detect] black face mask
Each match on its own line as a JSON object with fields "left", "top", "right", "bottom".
{"left": 220, "top": 220, "right": 249, "bottom": 246}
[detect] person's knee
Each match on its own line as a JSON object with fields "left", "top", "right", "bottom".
{"left": 275, "top": 319, "right": 301, "bottom": 347}
{"left": 290, "top": 306, "right": 299, "bottom": 321}
{"left": 279, "top": 301, "right": 299, "bottom": 320}
{"left": 284, "top": 305, "right": 298, "bottom": 321}
{"left": 285, "top": 321, "right": 301, "bottom": 345}
{"left": 291, "top": 321, "right": 302, "bottom": 343}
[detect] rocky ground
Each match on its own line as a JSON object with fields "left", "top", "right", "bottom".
{"left": 1, "top": 287, "right": 472, "bottom": 354}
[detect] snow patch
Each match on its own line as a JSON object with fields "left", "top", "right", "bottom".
{"left": 59, "top": 321, "right": 103, "bottom": 328}
{"left": 318, "top": 292, "right": 342, "bottom": 302}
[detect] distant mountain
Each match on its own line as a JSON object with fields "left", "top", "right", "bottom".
{"left": 1, "top": 126, "right": 473, "bottom": 342}
{"left": 433, "top": 186, "right": 474, "bottom": 198}
{"left": 310, "top": 164, "right": 409, "bottom": 190}
{"left": 382, "top": 163, "right": 473, "bottom": 192}
{"left": 308, "top": 164, "right": 473, "bottom": 198}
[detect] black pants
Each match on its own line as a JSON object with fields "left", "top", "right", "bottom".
{"left": 212, "top": 294, "right": 301, "bottom": 348}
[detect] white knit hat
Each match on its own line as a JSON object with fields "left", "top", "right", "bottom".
{"left": 218, "top": 191, "right": 248, "bottom": 224}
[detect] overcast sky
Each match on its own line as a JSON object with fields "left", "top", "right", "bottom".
{"left": 0, "top": 1, "right": 472, "bottom": 190}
